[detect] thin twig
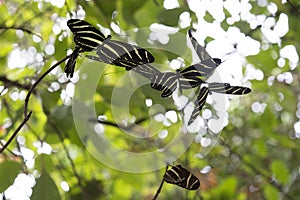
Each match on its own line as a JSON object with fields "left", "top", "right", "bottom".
{"left": 23, "top": 55, "right": 71, "bottom": 118}
{"left": 0, "top": 75, "right": 31, "bottom": 90}
{"left": 0, "top": 141, "right": 19, "bottom": 157}
{"left": 94, "top": 117, "right": 149, "bottom": 131}
{"left": 287, "top": 0, "right": 300, "bottom": 16}
{"left": 219, "top": 139, "right": 295, "bottom": 200}
{"left": 0, "top": 111, "right": 32, "bottom": 154}
{"left": 152, "top": 165, "right": 168, "bottom": 200}
{"left": 47, "top": 118, "right": 89, "bottom": 200}
{"left": 0, "top": 26, "right": 42, "bottom": 39}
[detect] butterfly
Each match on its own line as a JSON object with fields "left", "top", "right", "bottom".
{"left": 133, "top": 29, "right": 224, "bottom": 98}
{"left": 66, "top": 19, "right": 155, "bottom": 77}
{"left": 188, "top": 83, "right": 251, "bottom": 125}
{"left": 86, "top": 39, "right": 155, "bottom": 70}
{"left": 148, "top": 65, "right": 205, "bottom": 98}
{"left": 65, "top": 19, "right": 111, "bottom": 77}
{"left": 163, "top": 165, "right": 200, "bottom": 190}
{"left": 188, "top": 28, "right": 221, "bottom": 77}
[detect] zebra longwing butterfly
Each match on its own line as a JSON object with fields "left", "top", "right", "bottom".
{"left": 66, "top": 19, "right": 155, "bottom": 77}
{"left": 163, "top": 165, "right": 200, "bottom": 190}
{"left": 149, "top": 66, "right": 205, "bottom": 98}
{"left": 188, "top": 83, "right": 251, "bottom": 125}
{"left": 67, "top": 19, "right": 111, "bottom": 51}
{"left": 188, "top": 28, "right": 221, "bottom": 77}
{"left": 87, "top": 39, "right": 155, "bottom": 70}
{"left": 65, "top": 19, "right": 111, "bottom": 77}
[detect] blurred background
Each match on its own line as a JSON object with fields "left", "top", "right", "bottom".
{"left": 0, "top": 0, "right": 299, "bottom": 199}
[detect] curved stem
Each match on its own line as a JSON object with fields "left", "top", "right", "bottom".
{"left": 0, "top": 111, "right": 32, "bottom": 154}
{"left": 23, "top": 55, "right": 71, "bottom": 118}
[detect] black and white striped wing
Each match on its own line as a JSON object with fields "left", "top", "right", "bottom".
{"left": 179, "top": 66, "right": 205, "bottom": 89}
{"left": 87, "top": 54, "right": 139, "bottom": 70}
{"left": 189, "top": 59, "right": 221, "bottom": 78}
{"left": 188, "top": 28, "right": 211, "bottom": 61}
{"left": 188, "top": 28, "right": 221, "bottom": 77}
{"left": 209, "top": 82, "right": 251, "bottom": 95}
{"left": 188, "top": 87, "right": 209, "bottom": 126}
{"left": 67, "top": 19, "right": 110, "bottom": 50}
{"left": 150, "top": 72, "right": 178, "bottom": 98}
{"left": 95, "top": 40, "right": 155, "bottom": 69}
{"left": 64, "top": 47, "right": 81, "bottom": 78}
{"left": 132, "top": 64, "right": 161, "bottom": 80}
{"left": 163, "top": 165, "right": 200, "bottom": 190}
{"left": 87, "top": 40, "right": 155, "bottom": 70}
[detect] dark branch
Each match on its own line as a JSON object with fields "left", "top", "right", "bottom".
{"left": 0, "top": 111, "right": 32, "bottom": 154}
{"left": 287, "top": 0, "right": 300, "bottom": 16}
{"left": 152, "top": 165, "right": 168, "bottom": 200}
{"left": 94, "top": 116, "right": 149, "bottom": 131}
{"left": 24, "top": 55, "right": 71, "bottom": 118}
{"left": 0, "top": 75, "right": 31, "bottom": 90}
{"left": 0, "top": 26, "right": 42, "bottom": 39}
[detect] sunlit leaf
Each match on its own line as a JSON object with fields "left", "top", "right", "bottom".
{"left": 0, "top": 161, "right": 21, "bottom": 191}
{"left": 263, "top": 184, "right": 279, "bottom": 200}
{"left": 270, "top": 160, "right": 289, "bottom": 184}
{"left": 31, "top": 171, "right": 61, "bottom": 200}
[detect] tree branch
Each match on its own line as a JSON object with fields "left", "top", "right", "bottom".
{"left": 152, "top": 165, "right": 168, "bottom": 200}
{"left": 0, "top": 75, "right": 31, "bottom": 90}
{"left": 0, "top": 111, "right": 32, "bottom": 154}
{"left": 0, "top": 26, "right": 42, "bottom": 39}
{"left": 287, "top": 0, "right": 300, "bottom": 16}
{"left": 23, "top": 55, "right": 71, "bottom": 118}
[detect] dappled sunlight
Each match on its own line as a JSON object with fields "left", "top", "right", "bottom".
{"left": 1, "top": 0, "right": 299, "bottom": 199}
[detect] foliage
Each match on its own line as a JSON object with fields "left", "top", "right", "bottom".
{"left": 0, "top": 0, "right": 300, "bottom": 200}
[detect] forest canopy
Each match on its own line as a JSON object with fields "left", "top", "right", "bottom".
{"left": 0, "top": 0, "right": 300, "bottom": 200}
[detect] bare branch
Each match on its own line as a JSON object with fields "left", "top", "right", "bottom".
{"left": 0, "top": 111, "right": 32, "bottom": 154}
{"left": 152, "top": 165, "right": 168, "bottom": 200}
{"left": 24, "top": 55, "right": 71, "bottom": 118}
{"left": 0, "top": 26, "right": 42, "bottom": 39}
{"left": 0, "top": 75, "right": 31, "bottom": 90}
{"left": 287, "top": 0, "right": 300, "bottom": 16}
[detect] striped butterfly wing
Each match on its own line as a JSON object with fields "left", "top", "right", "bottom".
{"left": 150, "top": 72, "right": 178, "bottom": 98}
{"left": 188, "top": 28, "right": 221, "bottom": 77}
{"left": 150, "top": 67, "right": 204, "bottom": 98}
{"left": 178, "top": 66, "right": 205, "bottom": 89}
{"left": 163, "top": 165, "right": 200, "bottom": 190}
{"left": 64, "top": 47, "right": 81, "bottom": 78}
{"left": 188, "top": 59, "right": 221, "bottom": 78}
{"left": 67, "top": 19, "right": 110, "bottom": 51}
{"left": 188, "top": 28, "right": 211, "bottom": 61}
{"left": 209, "top": 82, "right": 251, "bottom": 95}
{"left": 132, "top": 63, "right": 161, "bottom": 80}
{"left": 95, "top": 40, "right": 155, "bottom": 70}
{"left": 87, "top": 54, "right": 139, "bottom": 70}
{"left": 188, "top": 87, "right": 209, "bottom": 126}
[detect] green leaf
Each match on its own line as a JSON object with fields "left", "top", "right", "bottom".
{"left": 263, "top": 184, "right": 279, "bottom": 200}
{"left": 35, "top": 154, "right": 55, "bottom": 173}
{"left": 270, "top": 160, "right": 289, "bottom": 184}
{"left": 39, "top": 89, "right": 61, "bottom": 115}
{"left": 31, "top": 171, "right": 61, "bottom": 200}
{"left": 133, "top": 0, "right": 163, "bottom": 27}
{"left": 158, "top": 7, "right": 190, "bottom": 26}
{"left": 0, "top": 161, "right": 21, "bottom": 191}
